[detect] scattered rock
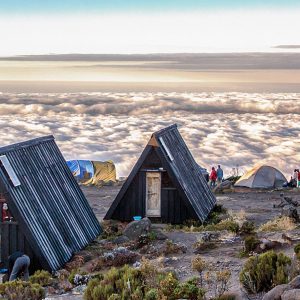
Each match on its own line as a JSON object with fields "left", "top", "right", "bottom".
{"left": 123, "top": 217, "right": 151, "bottom": 240}
{"left": 133, "top": 261, "right": 141, "bottom": 268}
{"left": 262, "top": 284, "right": 290, "bottom": 300}
{"left": 113, "top": 235, "right": 130, "bottom": 245}
{"left": 281, "top": 205, "right": 299, "bottom": 221}
{"left": 258, "top": 238, "right": 283, "bottom": 252}
{"left": 152, "top": 229, "right": 168, "bottom": 240}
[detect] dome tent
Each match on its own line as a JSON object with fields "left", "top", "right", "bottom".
{"left": 235, "top": 165, "right": 287, "bottom": 189}
{"left": 67, "top": 160, "right": 116, "bottom": 186}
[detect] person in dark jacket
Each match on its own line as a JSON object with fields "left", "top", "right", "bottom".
{"left": 8, "top": 251, "right": 30, "bottom": 281}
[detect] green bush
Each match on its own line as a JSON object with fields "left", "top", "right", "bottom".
{"left": 0, "top": 280, "right": 45, "bottom": 300}
{"left": 244, "top": 235, "right": 260, "bottom": 254}
{"left": 294, "top": 243, "right": 300, "bottom": 260}
{"left": 205, "top": 219, "right": 239, "bottom": 233}
{"left": 158, "top": 272, "right": 179, "bottom": 300}
{"left": 145, "top": 289, "right": 158, "bottom": 300}
{"left": 240, "top": 222, "right": 256, "bottom": 235}
{"left": 175, "top": 277, "right": 205, "bottom": 300}
{"left": 84, "top": 265, "right": 144, "bottom": 300}
{"left": 240, "top": 251, "right": 291, "bottom": 294}
{"left": 29, "top": 270, "right": 53, "bottom": 286}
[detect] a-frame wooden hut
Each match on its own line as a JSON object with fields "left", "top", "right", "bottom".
{"left": 105, "top": 124, "right": 216, "bottom": 224}
{"left": 0, "top": 136, "right": 102, "bottom": 272}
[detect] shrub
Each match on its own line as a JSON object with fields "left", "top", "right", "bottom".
{"left": 175, "top": 277, "right": 205, "bottom": 300}
{"left": 193, "top": 241, "right": 217, "bottom": 253}
{"left": 240, "top": 221, "right": 256, "bottom": 235}
{"left": 145, "top": 288, "right": 158, "bottom": 300}
{"left": 158, "top": 273, "right": 179, "bottom": 300}
{"left": 101, "top": 220, "right": 124, "bottom": 240}
{"left": 0, "top": 280, "right": 45, "bottom": 300}
{"left": 240, "top": 251, "right": 291, "bottom": 294}
{"left": 85, "top": 265, "right": 143, "bottom": 300}
{"left": 92, "top": 248, "right": 138, "bottom": 271}
{"left": 205, "top": 219, "right": 239, "bottom": 233}
{"left": 164, "top": 240, "right": 185, "bottom": 255}
{"left": 29, "top": 270, "right": 53, "bottom": 286}
{"left": 65, "top": 254, "right": 85, "bottom": 271}
{"left": 294, "top": 243, "right": 300, "bottom": 260}
{"left": 258, "top": 217, "right": 297, "bottom": 232}
{"left": 205, "top": 269, "right": 231, "bottom": 299}
{"left": 192, "top": 256, "right": 207, "bottom": 287}
{"left": 244, "top": 235, "right": 260, "bottom": 254}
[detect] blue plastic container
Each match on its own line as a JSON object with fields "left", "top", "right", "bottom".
{"left": 133, "top": 216, "right": 142, "bottom": 221}
{"left": 0, "top": 268, "right": 8, "bottom": 274}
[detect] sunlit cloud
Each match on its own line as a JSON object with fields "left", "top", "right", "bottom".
{"left": 1, "top": 92, "right": 300, "bottom": 178}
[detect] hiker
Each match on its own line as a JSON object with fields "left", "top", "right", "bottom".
{"left": 287, "top": 176, "right": 294, "bottom": 187}
{"left": 297, "top": 171, "right": 300, "bottom": 188}
{"left": 209, "top": 167, "right": 217, "bottom": 188}
{"left": 217, "top": 165, "right": 223, "bottom": 184}
{"left": 8, "top": 251, "right": 30, "bottom": 281}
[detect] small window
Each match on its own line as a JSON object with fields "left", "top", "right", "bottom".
{"left": 0, "top": 155, "right": 21, "bottom": 187}
{"left": 159, "top": 137, "right": 174, "bottom": 161}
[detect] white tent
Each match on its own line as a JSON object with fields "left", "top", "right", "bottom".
{"left": 235, "top": 165, "right": 287, "bottom": 188}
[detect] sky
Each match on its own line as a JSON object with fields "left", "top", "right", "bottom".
{"left": 0, "top": 0, "right": 300, "bottom": 55}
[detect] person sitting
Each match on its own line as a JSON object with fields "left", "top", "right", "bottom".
{"left": 2, "top": 203, "right": 12, "bottom": 221}
{"left": 8, "top": 251, "right": 30, "bottom": 281}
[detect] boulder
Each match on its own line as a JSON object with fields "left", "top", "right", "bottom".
{"left": 281, "top": 205, "right": 299, "bottom": 221}
{"left": 289, "top": 275, "right": 300, "bottom": 289}
{"left": 281, "top": 289, "right": 300, "bottom": 300}
{"left": 152, "top": 228, "right": 168, "bottom": 240}
{"left": 123, "top": 218, "right": 151, "bottom": 240}
{"left": 262, "top": 284, "right": 290, "bottom": 300}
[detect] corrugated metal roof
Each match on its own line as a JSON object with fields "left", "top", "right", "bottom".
{"left": 105, "top": 124, "right": 216, "bottom": 222}
{"left": 0, "top": 136, "right": 102, "bottom": 271}
{"left": 153, "top": 124, "right": 216, "bottom": 222}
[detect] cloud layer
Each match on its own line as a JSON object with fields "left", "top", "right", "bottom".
{"left": 1, "top": 92, "right": 300, "bottom": 178}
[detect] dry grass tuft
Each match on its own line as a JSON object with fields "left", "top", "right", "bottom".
{"left": 258, "top": 216, "right": 297, "bottom": 232}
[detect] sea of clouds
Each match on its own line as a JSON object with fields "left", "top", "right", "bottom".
{"left": 1, "top": 92, "right": 300, "bottom": 178}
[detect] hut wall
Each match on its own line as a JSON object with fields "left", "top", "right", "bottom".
{"left": 111, "top": 148, "right": 197, "bottom": 224}
{"left": 1, "top": 221, "right": 42, "bottom": 273}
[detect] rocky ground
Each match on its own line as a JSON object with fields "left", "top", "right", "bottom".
{"left": 45, "top": 185, "right": 300, "bottom": 300}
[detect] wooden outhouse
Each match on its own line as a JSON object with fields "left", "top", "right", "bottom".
{"left": 105, "top": 124, "right": 216, "bottom": 224}
{"left": 0, "top": 136, "right": 102, "bottom": 272}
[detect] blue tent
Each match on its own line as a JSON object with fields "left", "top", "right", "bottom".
{"left": 67, "top": 160, "right": 94, "bottom": 180}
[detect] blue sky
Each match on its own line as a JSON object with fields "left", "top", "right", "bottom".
{"left": 0, "top": 0, "right": 299, "bottom": 55}
{"left": 1, "top": 0, "right": 300, "bottom": 13}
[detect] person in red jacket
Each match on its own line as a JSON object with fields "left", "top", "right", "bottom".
{"left": 209, "top": 167, "right": 217, "bottom": 188}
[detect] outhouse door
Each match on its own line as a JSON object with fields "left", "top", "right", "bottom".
{"left": 146, "top": 172, "right": 161, "bottom": 217}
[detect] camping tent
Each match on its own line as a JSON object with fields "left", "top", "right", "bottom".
{"left": 67, "top": 160, "right": 116, "bottom": 186}
{"left": 235, "top": 165, "right": 287, "bottom": 188}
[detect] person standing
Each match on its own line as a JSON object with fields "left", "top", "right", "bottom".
{"left": 209, "top": 167, "right": 217, "bottom": 189}
{"left": 217, "top": 165, "right": 224, "bottom": 184}
{"left": 8, "top": 251, "right": 30, "bottom": 281}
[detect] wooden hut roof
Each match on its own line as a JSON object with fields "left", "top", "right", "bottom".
{"left": 0, "top": 136, "right": 102, "bottom": 271}
{"left": 105, "top": 124, "right": 216, "bottom": 222}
